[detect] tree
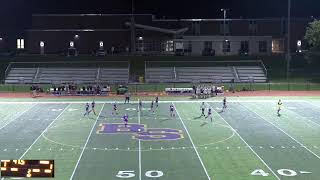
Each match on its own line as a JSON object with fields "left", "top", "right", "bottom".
{"left": 305, "top": 20, "right": 320, "bottom": 51}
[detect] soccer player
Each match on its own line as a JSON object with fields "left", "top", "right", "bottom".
{"left": 169, "top": 104, "right": 175, "bottom": 118}
{"left": 277, "top": 99, "right": 283, "bottom": 117}
{"left": 221, "top": 97, "right": 227, "bottom": 112}
{"left": 89, "top": 100, "right": 96, "bottom": 115}
{"left": 83, "top": 103, "right": 90, "bottom": 116}
{"left": 124, "top": 92, "right": 130, "bottom": 104}
{"left": 205, "top": 107, "right": 213, "bottom": 123}
{"left": 155, "top": 96, "right": 159, "bottom": 107}
{"left": 200, "top": 102, "right": 206, "bottom": 117}
{"left": 112, "top": 102, "right": 118, "bottom": 115}
{"left": 123, "top": 114, "right": 129, "bottom": 127}
{"left": 138, "top": 99, "right": 143, "bottom": 112}
{"left": 150, "top": 101, "right": 155, "bottom": 113}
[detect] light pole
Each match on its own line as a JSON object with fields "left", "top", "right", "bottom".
{"left": 131, "top": 0, "right": 136, "bottom": 53}
{"left": 221, "top": 9, "right": 229, "bottom": 40}
{"left": 286, "top": 0, "right": 291, "bottom": 81}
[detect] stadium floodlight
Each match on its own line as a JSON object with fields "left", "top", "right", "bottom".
{"left": 70, "top": 41, "right": 74, "bottom": 48}
{"left": 40, "top": 41, "right": 45, "bottom": 47}
{"left": 99, "top": 41, "right": 104, "bottom": 48}
{"left": 297, "top": 40, "right": 302, "bottom": 47}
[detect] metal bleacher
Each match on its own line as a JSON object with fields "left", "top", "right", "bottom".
{"left": 4, "top": 62, "right": 129, "bottom": 84}
{"left": 236, "top": 66, "right": 268, "bottom": 83}
{"left": 145, "top": 67, "right": 175, "bottom": 83}
{"left": 145, "top": 60, "right": 268, "bottom": 83}
{"left": 99, "top": 68, "right": 129, "bottom": 83}
{"left": 176, "top": 67, "right": 235, "bottom": 83}
{"left": 5, "top": 68, "right": 37, "bottom": 84}
{"left": 37, "top": 68, "right": 97, "bottom": 84}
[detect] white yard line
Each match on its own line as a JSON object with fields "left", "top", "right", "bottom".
{"left": 137, "top": 100, "right": 142, "bottom": 180}
{"left": 0, "top": 99, "right": 310, "bottom": 104}
{"left": 206, "top": 102, "right": 281, "bottom": 180}
{"left": 19, "top": 104, "right": 71, "bottom": 159}
{"left": 69, "top": 103, "right": 105, "bottom": 180}
{"left": 241, "top": 103, "right": 320, "bottom": 160}
{"left": 0, "top": 103, "right": 37, "bottom": 131}
{"left": 173, "top": 102, "right": 211, "bottom": 180}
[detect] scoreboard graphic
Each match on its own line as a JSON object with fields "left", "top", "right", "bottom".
{"left": 1, "top": 160, "right": 54, "bottom": 178}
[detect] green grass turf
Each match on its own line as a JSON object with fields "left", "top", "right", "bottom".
{"left": 0, "top": 98, "right": 320, "bottom": 179}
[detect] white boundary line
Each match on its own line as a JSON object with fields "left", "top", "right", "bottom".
{"left": 0, "top": 103, "right": 37, "bottom": 131}
{"left": 137, "top": 100, "right": 142, "bottom": 180}
{"left": 173, "top": 102, "right": 211, "bottom": 180}
{"left": 69, "top": 103, "right": 105, "bottom": 180}
{"left": 241, "top": 103, "right": 320, "bottom": 160}
{"left": 0, "top": 99, "right": 311, "bottom": 104}
{"left": 19, "top": 104, "right": 71, "bottom": 159}
{"left": 206, "top": 102, "right": 281, "bottom": 180}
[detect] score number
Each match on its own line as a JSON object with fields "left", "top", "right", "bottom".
{"left": 1, "top": 160, "right": 54, "bottom": 178}
{"left": 116, "top": 170, "right": 163, "bottom": 178}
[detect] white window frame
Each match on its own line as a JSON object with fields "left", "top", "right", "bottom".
{"left": 17, "top": 39, "right": 25, "bottom": 49}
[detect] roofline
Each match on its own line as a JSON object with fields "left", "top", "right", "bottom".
{"left": 153, "top": 17, "right": 314, "bottom": 22}
{"left": 32, "top": 13, "right": 153, "bottom": 17}
{"left": 26, "top": 29, "right": 130, "bottom": 32}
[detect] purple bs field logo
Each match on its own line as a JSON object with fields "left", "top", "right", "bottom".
{"left": 97, "top": 123, "right": 184, "bottom": 141}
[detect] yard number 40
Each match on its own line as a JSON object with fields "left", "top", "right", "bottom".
{"left": 251, "top": 169, "right": 298, "bottom": 177}
{"left": 116, "top": 170, "right": 164, "bottom": 178}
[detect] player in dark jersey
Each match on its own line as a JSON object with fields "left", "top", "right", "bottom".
{"left": 150, "top": 101, "right": 155, "bottom": 113}
{"left": 205, "top": 107, "right": 213, "bottom": 123}
{"left": 83, "top": 103, "right": 90, "bottom": 116}
{"left": 170, "top": 104, "right": 175, "bottom": 118}
{"left": 277, "top": 99, "right": 282, "bottom": 117}
{"left": 124, "top": 92, "right": 130, "bottom": 104}
{"left": 221, "top": 97, "right": 227, "bottom": 112}
{"left": 89, "top": 100, "right": 96, "bottom": 115}
{"left": 200, "top": 102, "right": 206, "bottom": 117}
{"left": 123, "top": 114, "right": 129, "bottom": 127}
{"left": 155, "top": 96, "right": 159, "bottom": 107}
{"left": 112, "top": 102, "right": 118, "bottom": 115}
{"left": 138, "top": 99, "right": 143, "bottom": 112}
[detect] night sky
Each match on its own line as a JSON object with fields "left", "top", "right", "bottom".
{"left": 1, "top": 0, "right": 319, "bottom": 29}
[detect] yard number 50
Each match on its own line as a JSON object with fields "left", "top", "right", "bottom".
{"left": 116, "top": 170, "right": 164, "bottom": 178}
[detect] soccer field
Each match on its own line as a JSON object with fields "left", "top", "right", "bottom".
{"left": 1, "top": 98, "right": 320, "bottom": 180}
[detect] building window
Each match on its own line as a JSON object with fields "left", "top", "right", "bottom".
{"left": 223, "top": 40, "right": 231, "bottom": 52}
{"left": 259, "top": 41, "right": 267, "bottom": 53}
{"left": 240, "top": 41, "right": 249, "bottom": 52}
{"left": 165, "top": 40, "right": 174, "bottom": 52}
{"left": 204, "top": 41, "right": 212, "bottom": 49}
{"left": 17, "top": 39, "right": 24, "bottom": 49}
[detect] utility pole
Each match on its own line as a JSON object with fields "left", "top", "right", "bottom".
{"left": 131, "top": 0, "right": 136, "bottom": 54}
{"left": 286, "top": 0, "right": 291, "bottom": 81}
{"left": 221, "top": 9, "right": 228, "bottom": 40}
